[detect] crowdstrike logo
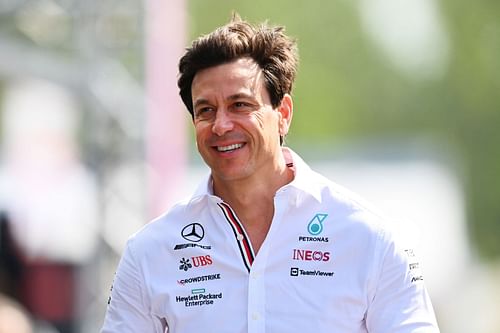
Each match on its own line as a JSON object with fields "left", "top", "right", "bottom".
{"left": 177, "top": 273, "right": 221, "bottom": 286}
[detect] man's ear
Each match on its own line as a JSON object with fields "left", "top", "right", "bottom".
{"left": 278, "top": 94, "right": 293, "bottom": 136}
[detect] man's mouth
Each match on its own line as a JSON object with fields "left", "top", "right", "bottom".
{"left": 216, "top": 143, "right": 244, "bottom": 152}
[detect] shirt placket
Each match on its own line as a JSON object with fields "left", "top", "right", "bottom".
{"left": 247, "top": 189, "right": 291, "bottom": 333}
{"left": 247, "top": 263, "right": 266, "bottom": 333}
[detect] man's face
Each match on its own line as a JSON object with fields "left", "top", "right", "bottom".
{"left": 191, "top": 57, "right": 291, "bottom": 184}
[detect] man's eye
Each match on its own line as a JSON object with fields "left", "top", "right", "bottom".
{"left": 234, "top": 102, "right": 249, "bottom": 109}
{"left": 196, "top": 107, "right": 214, "bottom": 117}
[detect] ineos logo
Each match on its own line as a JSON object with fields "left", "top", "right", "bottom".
{"left": 181, "top": 223, "right": 205, "bottom": 242}
{"left": 292, "top": 249, "right": 330, "bottom": 262}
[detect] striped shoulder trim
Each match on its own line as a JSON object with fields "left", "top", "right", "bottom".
{"left": 217, "top": 202, "right": 255, "bottom": 272}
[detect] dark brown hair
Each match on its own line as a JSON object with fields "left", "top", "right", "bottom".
{"left": 177, "top": 14, "right": 299, "bottom": 117}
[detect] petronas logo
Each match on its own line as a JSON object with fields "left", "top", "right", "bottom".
{"left": 307, "top": 213, "right": 328, "bottom": 235}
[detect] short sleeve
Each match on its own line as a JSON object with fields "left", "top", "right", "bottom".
{"left": 366, "top": 230, "right": 440, "bottom": 333}
{"left": 100, "top": 240, "right": 165, "bottom": 333}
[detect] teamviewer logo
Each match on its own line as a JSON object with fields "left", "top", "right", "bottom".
{"left": 290, "top": 267, "right": 299, "bottom": 277}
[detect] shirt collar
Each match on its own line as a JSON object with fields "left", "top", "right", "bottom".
{"left": 187, "top": 172, "right": 217, "bottom": 208}
{"left": 281, "top": 147, "right": 324, "bottom": 203}
{"left": 187, "top": 147, "right": 324, "bottom": 208}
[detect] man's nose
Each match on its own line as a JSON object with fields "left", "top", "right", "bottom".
{"left": 212, "top": 109, "right": 234, "bottom": 136}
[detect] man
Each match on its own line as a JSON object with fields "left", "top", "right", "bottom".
{"left": 101, "top": 15, "right": 440, "bottom": 332}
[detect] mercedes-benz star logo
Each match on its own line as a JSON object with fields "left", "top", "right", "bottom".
{"left": 181, "top": 223, "right": 205, "bottom": 242}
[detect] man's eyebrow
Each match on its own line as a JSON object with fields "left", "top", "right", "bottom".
{"left": 193, "top": 93, "right": 257, "bottom": 108}
{"left": 193, "top": 98, "right": 210, "bottom": 109}
{"left": 228, "top": 93, "right": 256, "bottom": 101}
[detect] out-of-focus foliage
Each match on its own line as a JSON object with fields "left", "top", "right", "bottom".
{"left": 188, "top": 0, "right": 500, "bottom": 259}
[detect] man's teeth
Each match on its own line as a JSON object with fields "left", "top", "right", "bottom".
{"left": 217, "top": 143, "right": 243, "bottom": 152}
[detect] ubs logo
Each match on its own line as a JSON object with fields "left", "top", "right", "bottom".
{"left": 182, "top": 223, "right": 205, "bottom": 242}
{"left": 178, "top": 255, "right": 213, "bottom": 271}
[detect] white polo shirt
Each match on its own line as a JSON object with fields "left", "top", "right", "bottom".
{"left": 101, "top": 149, "right": 439, "bottom": 333}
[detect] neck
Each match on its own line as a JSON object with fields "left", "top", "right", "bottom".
{"left": 211, "top": 153, "right": 294, "bottom": 254}
{"left": 213, "top": 158, "right": 293, "bottom": 211}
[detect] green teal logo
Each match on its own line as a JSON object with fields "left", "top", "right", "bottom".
{"left": 307, "top": 213, "right": 328, "bottom": 235}
{"left": 191, "top": 288, "right": 205, "bottom": 294}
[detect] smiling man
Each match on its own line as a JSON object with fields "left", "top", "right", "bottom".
{"left": 101, "top": 15, "right": 440, "bottom": 333}
{"left": 190, "top": 57, "right": 294, "bottom": 253}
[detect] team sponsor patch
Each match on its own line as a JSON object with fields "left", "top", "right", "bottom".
{"left": 290, "top": 267, "right": 335, "bottom": 278}
{"left": 181, "top": 223, "right": 205, "bottom": 242}
{"left": 174, "top": 243, "right": 212, "bottom": 250}
{"left": 404, "top": 249, "right": 416, "bottom": 257}
{"left": 404, "top": 248, "right": 424, "bottom": 283}
{"left": 411, "top": 275, "right": 424, "bottom": 282}
{"left": 175, "top": 222, "right": 212, "bottom": 250}
{"left": 298, "top": 236, "right": 329, "bottom": 242}
{"left": 177, "top": 273, "right": 221, "bottom": 285}
{"left": 175, "top": 289, "right": 223, "bottom": 307}
{"left": 307, "top": 213, "right": 328, "bottom": 235}
{"left": 298, "top": 213, "right": 330, "bottom": 242}
{"left": 179, "top": 255, "right": 213, "bottom": 271}
{"left": 292, "top": 249, "right": 330, "bottom": 262}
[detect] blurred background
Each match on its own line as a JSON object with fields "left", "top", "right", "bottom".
{"left": 0, "top": 0, "right": 499, "bottom": 332}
